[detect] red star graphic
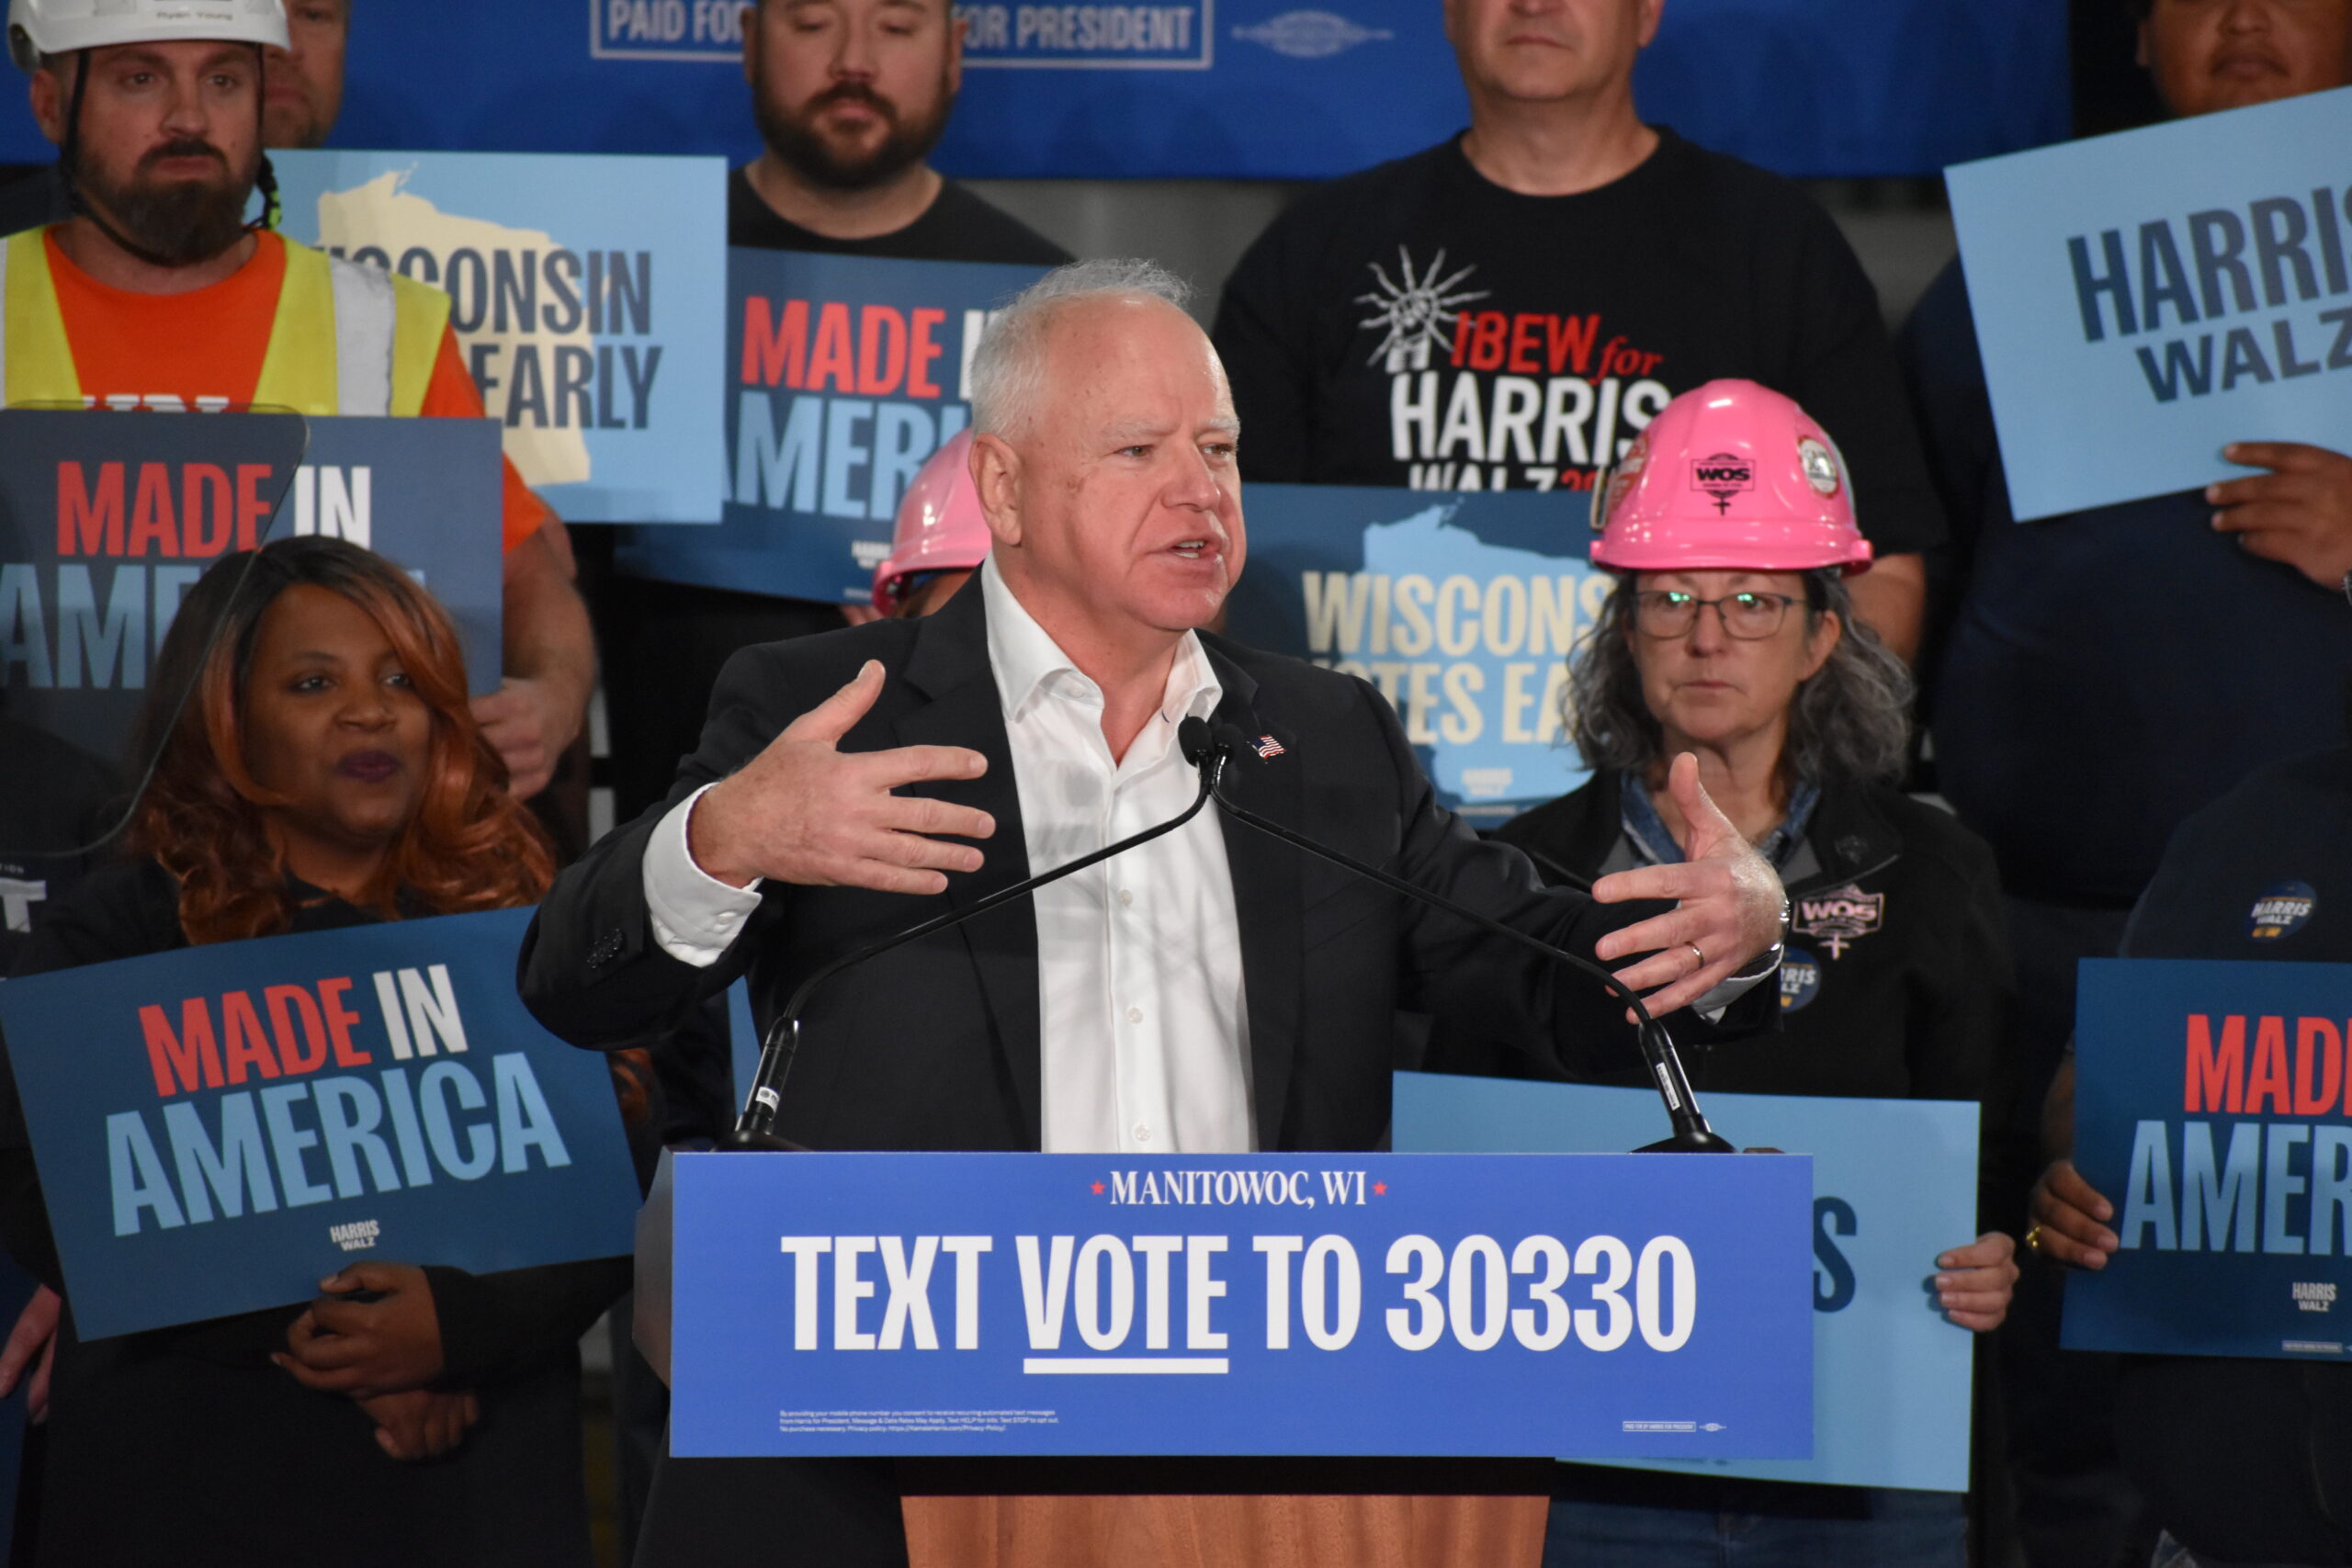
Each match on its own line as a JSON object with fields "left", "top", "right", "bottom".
{"left": 1091, "top": 1181, "right": 1105, "bottom": 1195}
{"left": 1373, "top": 1181, "right": 1388, "bottom": 1196}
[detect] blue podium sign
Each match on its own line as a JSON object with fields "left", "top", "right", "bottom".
{"left": 0, "top": 910, "right": 640, "bottom": 1341}
{"left": 1394, "top": 1073, "right": 1979, "bottom": 1492}
{"left": 1947, "top": 88, "right": 2352, "bottom": 522}
{"left": 0, "top": 410, "right": 505, "bottom": 766}
{"left": 1221, "top": 485, "right": 1602, "bottom": 826}
{"left": 271, "top": 150, "right": 729, "bottom": 525}
{"left": 668, "top": 1149, "right": 1813, "bottom": 1459}
{"left": 617, "top": 249, "right": 1051, "bottom": 605}
{"left": 2068, "top": 957, "right": 2352, "bottom": 1361}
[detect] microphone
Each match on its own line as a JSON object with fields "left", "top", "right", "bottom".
{"left": 720, "top": 739, "right": 1236, "bottom": 1151}
{"left": 1181, "top": 719, "right": 1734, "bottom": 1155}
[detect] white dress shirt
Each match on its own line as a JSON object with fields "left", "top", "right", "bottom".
{"left": 641, "top": 558, "right": 1255, "bottom": 1155}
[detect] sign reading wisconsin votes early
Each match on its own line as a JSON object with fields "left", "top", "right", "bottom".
{"left": 2068, "top": 958, "right": 2352, "bottom": 1360}
{"left": 668, "top": 1150, "right": 1813, "bottom": 1460}
{"left": 1221, "top": 486, "right": 1601, "bottom": 824}
{"left": 1948, "top": 87, "right": 2352, "bottom": 521}
{"left": 0, "top": 910, "right": 640, "bottom": 1341}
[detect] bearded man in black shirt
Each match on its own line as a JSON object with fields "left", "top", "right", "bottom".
{"left": 1211, "top": 0, "right": 1940, "bottom": 659}
{"left": 599, "top": 0, "right": 1072, "bottom": 825}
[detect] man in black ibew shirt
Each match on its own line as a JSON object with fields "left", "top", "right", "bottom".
{"left": 598, "top": 0, "right": 1070, "bottom": 824}
{"left": 1211, "top": 0, "right": 1941, "bottom": 657}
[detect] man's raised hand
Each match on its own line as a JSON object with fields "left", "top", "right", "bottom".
{"left": 688, "top": 660, "right": 995, "bottom": 896}
{"left": 1588, "top": 752, "right": 1786, "bottom": 1016}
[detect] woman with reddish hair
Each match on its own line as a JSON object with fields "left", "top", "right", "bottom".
{"left": 0, "top": 536, "right": 635, "bottom": 1568}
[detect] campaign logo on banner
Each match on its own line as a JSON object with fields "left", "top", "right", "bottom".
{"left": 0, "top": 910, "right": 640, "bottom": 1342}
{"left": 0, "top": 412, "right": 505, "bottom": 767}
{"left": 668, "top": 1148, "right": 1813, "bottom": 1459}
{"left": 1948, "top": 87, "right": 2352, "bottom": 523}
{"left": 2068, "top": 958, "right": 2352, "bottom": 1361}
{"left": 1223, "top": 485, "right": 1602, "bottom": 824}
{"left": 270, "top": 150, "right": 729, "bottom": 524}
{"left": 617, "top": 249, "right": 1051, "bottom": 604}
{"left": 1394, "top": 1072, "right": 1981, "bottom": 1493}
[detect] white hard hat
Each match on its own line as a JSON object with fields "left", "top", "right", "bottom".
{"left": 8, "top": 0, "right": 289, "bottom": 72}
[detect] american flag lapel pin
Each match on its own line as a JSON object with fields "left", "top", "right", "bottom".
{"left": 1253, "top": 734, "right": 1287, "bottom": 761}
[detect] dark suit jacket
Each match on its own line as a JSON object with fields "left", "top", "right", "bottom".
{"left": 520, "top": 582, "right": 1748, "bottom": 1150}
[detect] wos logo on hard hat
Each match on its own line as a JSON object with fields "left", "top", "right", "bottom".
{"left": 1690, "top": 451, "right": 1756, "bottom": 515}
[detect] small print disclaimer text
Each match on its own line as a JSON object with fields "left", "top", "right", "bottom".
{"left": 778, "top": 1410, "right": 1061, "bottom": 1435}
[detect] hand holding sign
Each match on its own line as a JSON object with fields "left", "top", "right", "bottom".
{"left": 2028, "top": 1158, "right": 2120, "bottom": 1271}
{"left": 0, "top": 1285, "right": 58, "bottom": 1423}
{"left": 690, "top": 660, "right": 995, "bottom": 896}
{"left": 275, "top": 1263, "right": 446, "bottom": 1400}
{"left": 1934, "top": 1231, "right": 2019, "bottom": 1331}
{"left": 1590, "top": 753, "right": 1787, "bottom": 1015}
{"left": 2208, "top": 442, "right": 2352, "bottom": 589}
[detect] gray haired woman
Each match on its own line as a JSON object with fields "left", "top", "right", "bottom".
{"left": 1428, "top": 379, "right": 2020, "bottom": 1568}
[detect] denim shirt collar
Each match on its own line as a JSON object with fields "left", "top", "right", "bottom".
{"left": 1620, "top": 772, "right": 1821, "bottom": 874}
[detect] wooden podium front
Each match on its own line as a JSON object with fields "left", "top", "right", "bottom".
{"left": 898, "top": 1458, "right": 1554, "bottom": 1568}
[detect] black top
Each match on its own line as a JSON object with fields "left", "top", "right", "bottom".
{"left": 1, "top": 859, "right": 628, "bottom": 1568}
{"left": 1431, "top": 770, "right": 2021, "bottom": 1215}
{"left": 728, "top": 165, "right": 1070, "bottom": 264}
{"left": 2100, "top": 748, "right": 2352, "bottom": 1565}
{"left": 0, "top": 718, "right": 120, "bottom": 976}
{"left": 1900, "top": 258, "right": 2352, "bottom": 907}
{"left": 1211, "top": 129, "right": 1945, "bottom": 559}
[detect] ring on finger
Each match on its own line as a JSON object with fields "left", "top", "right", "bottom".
{"left": 2023, "top": 1224, "right": 2043, "bottom": 1255}
{"left": 1686, "top": 942, "right": 1705, "bottom": 970}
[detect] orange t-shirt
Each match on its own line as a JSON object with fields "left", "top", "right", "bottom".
{"left": 42, "top": 229, "right": 551, "bottom": 551}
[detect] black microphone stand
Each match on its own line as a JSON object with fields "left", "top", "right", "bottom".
{"left": 720, "top": 747, "right": 1235, "bottom": 1150}
{"left": 1189, "top": 722, "right": 1734, "bottom": 1154}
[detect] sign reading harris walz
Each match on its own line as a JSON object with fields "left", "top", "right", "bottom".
{"left": 2067, "top": 958, "right": 2352, "bottom": 1360}
{"left": 1947, "top": 86, "right": 2352, "bottom": 522}
{"left": 618, "top": 252, "right": 1051, "bottom": 604}
{"left": 0, "top": 910, "right": 641, "bottom": 1341}
{"left": 668, "top": 1150, "right": 1813, "bottom": 1458}
{"left": 0, "top": 412, "right": 504, "bottom": 765}
{"left": 269, "top": 150, "right": 728, "bottom": 523}
{"left": 1221, "top": 485, "right": 1605, "bottom": 824}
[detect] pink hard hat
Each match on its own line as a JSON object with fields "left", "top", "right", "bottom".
{"left": 1590, "top": 380, "right": 1871, "bottom": 576}
{"left": 873, "top": 430, "right": 991, "bottom": 612}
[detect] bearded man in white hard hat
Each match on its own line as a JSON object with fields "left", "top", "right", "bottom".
{"left": 0, "top": 0, "right": 593, "bottom": 801}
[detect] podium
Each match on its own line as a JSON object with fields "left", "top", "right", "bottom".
{"left": 637, "top": 1150, "right": 1813, "bottom": 1568}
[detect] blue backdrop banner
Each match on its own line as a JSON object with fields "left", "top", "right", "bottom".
{"left": 0, "top": 411, "right": 504, "bottom": 767}
{"left": 1947, "top": 88, "right": 2352, "bottom": 522}
{"left": 270, "top": 150, "right": 729, "bottom": 524}
{"left": 617, "top": 249, "right": 1051, "bottom": 604}
{"left": 1222, "top": 484, "right": 1599, "bottom": 825}
{"left": 668, "top": 1149, "right": 1814, "bottom": 1458}
{"left": 0, "top": 910, "right": 641, "bottom": 1341}
{"left": 2067, "top": 957, "right": 2352, "bottom": 1361}
{"left": 1394, "top": 1073, "right": 1979, "bottom": 1492}
{"left": 0, "top": 1, "right": 2062, "bottom": 179}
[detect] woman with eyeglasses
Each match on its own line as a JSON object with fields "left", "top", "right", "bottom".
{"left": 1430, "top": 381, "right": 2021, "bottom": 1568}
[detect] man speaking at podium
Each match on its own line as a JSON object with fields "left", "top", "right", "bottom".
{"left": 520, "top": 259, "right": 1788, "bottom": 1563}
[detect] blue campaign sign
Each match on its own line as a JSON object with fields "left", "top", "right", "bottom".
{"left": 1394, "top": 1073, "right": 1980, "bottom": 1492}
{"left": 0, "top": 411, "right": 505, "bottom": 767}
{"left": 270, "top": 150, "right": 729, "bottom": 524}
{"left": 1224, "top": 484, "right": 1602, "bottom": 826}
{"left": 669, "top": 1150, "right": 1813, "bottom": 1459}
{"left": 2068, "top": 958, "right": 2352, "bottom": 1361}
{"left": 0, "top": 2, "right": 2058, "bottom": 180}
{"left": 1947, "top": 88, "right": 2352, "bottom": 522}
{"left": 0, "top": 910, "right": 640, "bottom": 1342}
{"left": 617, "top": 249, "right": 1051, "bottom": 604}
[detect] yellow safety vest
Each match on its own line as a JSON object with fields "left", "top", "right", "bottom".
{"left": 0, "top": 228, "right": 449, "bottom": 416}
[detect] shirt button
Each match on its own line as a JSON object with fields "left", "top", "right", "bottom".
{"left": 1125, "top": 1006, "right": 1143, "bottom": 1024}
{"left": 1133, "top": 1123, "right": 1151, "bottom": 1144}
{"left": 1118, "top": 888, "right": 1135, "bottom": 908}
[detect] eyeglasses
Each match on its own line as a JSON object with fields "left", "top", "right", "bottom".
{"left": 1632, "top": 590, "right": 1802, "bottom": 640}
